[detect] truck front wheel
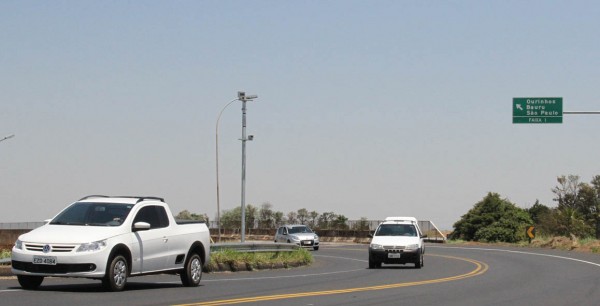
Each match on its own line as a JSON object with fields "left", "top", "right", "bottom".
{"left": 181, "top": 253, "right": 203, "bottom": 287}
{"left": 103, "top": 255, "right": 128, "bottom": 291}
{"left": 414, "top": 249, "right": 424, "bottom": 269}
{"left": 17, "top": 275, "right": 44, "bottom": 290}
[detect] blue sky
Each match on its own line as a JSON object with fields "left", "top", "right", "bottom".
{"left": 1, "top": 1, "right": 599, "bottom": 229}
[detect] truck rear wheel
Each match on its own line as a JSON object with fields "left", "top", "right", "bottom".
{"left": 103, "top": 255, "right": 128, "bottom": 291}
{"left": 181, "top": 253, "right": 203, "bottom": 287}
{"left": 17, "top": 275, "right": 44, "bottom": 290}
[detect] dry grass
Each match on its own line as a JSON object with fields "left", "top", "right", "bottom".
{"left": 447, "top": 236, "right": 600, "bottom": 253}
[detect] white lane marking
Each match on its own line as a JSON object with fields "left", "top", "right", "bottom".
{"left": 313, "top": 254, "right": 367, "bottom": 263}
{"left": 0, "top": 289, "right": 23, "bottom": 293}
{"left": 429, "top": 246, "right": 600, "bottom": 268}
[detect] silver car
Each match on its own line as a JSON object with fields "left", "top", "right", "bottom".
{"left": 274, "top": 225, "right": 319, "bottom": 251}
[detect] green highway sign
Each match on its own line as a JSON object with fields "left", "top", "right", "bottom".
{"left": 513, "top": 97, "right": 563, "bottom": 124}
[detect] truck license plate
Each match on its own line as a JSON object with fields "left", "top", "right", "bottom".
{"left": 33, "top": 255, "right": 57, "bottom": 265}
{"left": 388, "top": 253, "right": 401, "bottom": 259}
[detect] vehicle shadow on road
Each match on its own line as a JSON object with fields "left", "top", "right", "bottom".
{"left": 369, "top": 265, "right": 419, "bottom": 270}
{"left": 8, "top": 282, "right": 195, "bottom": 292}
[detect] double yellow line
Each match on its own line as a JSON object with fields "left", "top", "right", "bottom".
{"left": 176, "top": 254, "right": 488, "bottom": 306}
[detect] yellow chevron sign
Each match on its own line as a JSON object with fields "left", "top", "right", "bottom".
{"left": 526, "top": 226, "right": 536, "bottom": 239}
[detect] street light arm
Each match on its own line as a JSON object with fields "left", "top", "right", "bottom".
{"left": 0, "top": 134, "right": 15, "bottom": 143}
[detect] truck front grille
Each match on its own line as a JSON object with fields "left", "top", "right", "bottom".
{"left": 24, "top": 243, "right": 76, "bottom": 253}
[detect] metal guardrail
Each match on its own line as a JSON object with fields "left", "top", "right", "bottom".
{"left": 0, "top": 258, "right": 10, "bottom": 264}
{"left": 211, "top": 242, "right": 299, "bottom": 253}
{"left": 0, "top": 222, "right": 46, "bottom": 230}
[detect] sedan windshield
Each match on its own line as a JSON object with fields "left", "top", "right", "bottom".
{"left": 288, "top": 226, "right": 313, "bottom": 234}
{"left": 50, "top": 202, "right": 133, "bottom": 226}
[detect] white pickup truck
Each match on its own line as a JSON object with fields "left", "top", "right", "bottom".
{"left": 11, "top": 195, "right": 211, "bottom": 291}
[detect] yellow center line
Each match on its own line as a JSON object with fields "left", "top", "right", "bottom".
{"left": 174, "top": 254, "right": 489, "bottom": 306}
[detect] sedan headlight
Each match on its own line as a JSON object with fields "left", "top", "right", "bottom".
{"left": 370, "top": 244, "right": 383, "bottom": 250}
{"left": 405, "top": 244, "right": 419, "bottom": 250}
{"left": 289, "top": 235, "right": 300, "bottom": 241}
{"left": 314, "top": 234, "right": 319, "bottom": 240}
{"left": 77, "top": 240, "right": 107, "bottom": 252}
{"left": 14, "top": 239, "right": 22, "bottom": 250}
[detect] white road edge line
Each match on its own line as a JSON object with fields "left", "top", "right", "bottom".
{"left": 429, "top": 246, "right": 600, "bottom": 268}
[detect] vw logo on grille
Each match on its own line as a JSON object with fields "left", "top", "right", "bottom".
{"left": 42, "top": 244, "right": 52, "bottom": 253}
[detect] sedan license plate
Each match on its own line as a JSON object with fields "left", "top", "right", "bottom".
{"left": 387, "top": 253, "right": 401, "bottom": 259}
{"left": 301, "top": 240, "right": 313, "bottom": 246}
{"left": 33, "top": 255, "right": 57, "bottom": 265}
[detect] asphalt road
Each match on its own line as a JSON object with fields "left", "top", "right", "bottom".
{"left": 1, "top": 243, "right": 599, "bottom": 306}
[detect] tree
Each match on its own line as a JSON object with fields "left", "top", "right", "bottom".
{"left": 333, "top": 215, "right": 349, "bottom": 230}
{"left": 176, "top": 210, "right": 208, "bottom": 222}
{"left": 527, "top": 200, "right": 551, "bottom": 224}
{"left": 287, "top": 211, "right": 298, "bottom": 224}
{"left": 220, "top": 205, "right": 257, "bottom": 231}
{"left": 221, "top": 207, "right": 242, "bottom": 230}
{"left": 309, "top": 211, "right": 319, "bottom": 228}
{"left": 176, "top": 210, "right": 193, "bottom": 220}
{"left": 273, "top": 211, "right": 285, "bottom": 227}
{"left": 548, "top": 175, "right": 599, "bottom": 238}
{"left": 552, "top": 175, "right": 581, "bottom": 210}
{"left": 297, "top": 208, "right": 309, "bottom": 225}
{"left": 258, "top": 202, "right": 274, "bottom": 229}
{"left": 538, "top": 207, "right": 593, "bottom": 238}
{"left": 246, "top": 204, "right": 258, "bottom": 230}
{"left": 352, "top": 217, "right": 371, "bottom": 231}
{"left": 452, "top": 193, "right": 532, "bottom": 242}
{"left": 318, "top": 212, "right": 336, "bottom": 229}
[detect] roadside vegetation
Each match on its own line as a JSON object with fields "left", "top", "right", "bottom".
{"left": 448, "top": 235, "right": 600, "bottom": 253}
{"left": 205, "top": 248, "right": 313, "bottom": 272}
{"left": 0, "top": 249, "right": 10, "bottom": 260}
{"left": 0, "top": 247, "right": 314, "bottom": 270}
{"left": 450, "top": 174, "right": 600, "bottom": 245}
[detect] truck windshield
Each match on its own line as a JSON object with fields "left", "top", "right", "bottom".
{"left": 50, "top": 202, "right": 133, "bottom": 226}
{"left": 375, "top": 224, "right": 417, "bottom": 237}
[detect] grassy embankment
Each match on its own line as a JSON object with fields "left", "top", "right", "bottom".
{"left": 0, "top": 248, "right": 314, "bottom": 270}
{"left": 205, "top": 248, "right": 313, "bottom": 272}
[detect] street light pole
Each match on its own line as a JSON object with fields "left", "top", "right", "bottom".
{"left": 216, "top": 99, "right": 237, "bottom": 243}
{"left": 238, "top": 91, "right": 257, "bottom": 243}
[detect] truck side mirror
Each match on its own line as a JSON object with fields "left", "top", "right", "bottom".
{"left": 133, "top": 222, "right": 151, "bottom": 231}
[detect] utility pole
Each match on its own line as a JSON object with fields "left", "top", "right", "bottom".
{"left": 238, "top": 91, "right": 257, "bottom": 243}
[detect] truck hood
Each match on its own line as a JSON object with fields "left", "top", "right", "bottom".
{"left": 370, "top": 236, "right": 421, "bottom": 246}
{"left": 18, "top": 224, "right": 124, "bottom": 244}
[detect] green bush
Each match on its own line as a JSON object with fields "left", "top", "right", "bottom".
{"left": 0, "top": 249, "right": 10, "bottom": 259}
{"left": 452, "top": 193, "right": 532, "bottom": 243}
{"left": 208, "top": 248, "right": 312, "bottom": 272}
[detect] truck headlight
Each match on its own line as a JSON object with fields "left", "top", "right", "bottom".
{"left": 405, "top": 244, "right": 419, "bottom": 250}
{"left": 370, "top": 244, "right": 383, "bottom": 250}
{"left": 77, "top": 240, "right": 107, "bottom": 252}
{"left": 14, "top": 239, "right": 23, "bottom": 250}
